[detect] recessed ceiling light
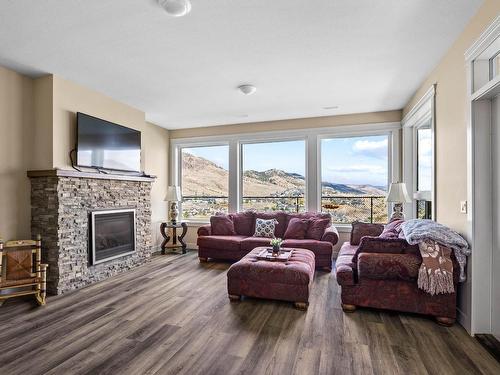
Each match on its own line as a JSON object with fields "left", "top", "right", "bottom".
{"left": 238, "top": 84, "right": 257, "bottom": 95}
{"left": 158, "top": 0, "right": 192, "bottom": 17}
{"left": 323, "top": 106, "right": 339, "bottom": 110}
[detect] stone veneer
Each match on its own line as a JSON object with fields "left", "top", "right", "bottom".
{"left": 29, "top": 170, "right": 154, "bottom": 295}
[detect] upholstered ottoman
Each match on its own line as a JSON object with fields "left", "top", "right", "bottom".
{"left": 227, "top": 247, "right": 315, "bottom": 310}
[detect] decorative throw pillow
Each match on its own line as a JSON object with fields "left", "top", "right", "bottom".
{"left": 253, "top": 218, "right": 278, "bottom": 238}
{"left": 210, "top": 215, "right": 235, "bottom": 235}
{"left": 379, "top": 219, "right": 404, "bottom": 239}
{"left": 306, "top": 218, "right": 331, "bottom": 240}
{"left": 350, "top": 221, "right": 384, "bottom": 245}
{"left": 284, "top": 218, "right": 309, "bottom": 239}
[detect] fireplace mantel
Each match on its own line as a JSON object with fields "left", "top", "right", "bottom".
{"left": 27, "top": 169, "right": 156, "bottom": 182}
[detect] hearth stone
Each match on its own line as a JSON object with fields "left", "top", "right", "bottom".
{"left": 28, "top": 170, "right": 154, "bottom": 295}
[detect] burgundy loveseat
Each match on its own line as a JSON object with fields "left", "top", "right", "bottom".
{"left": 197, "top": 211, "right": 339, "bottom": 271}
{"left": 334, "top": 221, "right": 460, "bottom": 325}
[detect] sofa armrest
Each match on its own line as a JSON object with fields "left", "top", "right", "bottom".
{"left": 353, "top": 237, "right": 410, "bottom": 263}
{"left": 321, "top": 225, "right": 339, "bottom": 246}
{"left": 197, "top": 225, "right": 211, "bottom": 236}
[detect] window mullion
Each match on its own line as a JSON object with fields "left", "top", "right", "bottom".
{"left": 228, "top": 140, "right": 239, "bottom": 213}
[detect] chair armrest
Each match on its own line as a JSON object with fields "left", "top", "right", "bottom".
{"left": 197, "top": 225, "right": 211, "bottom": 236}
{"left": 321, "top": 225, "right": 339, "bottom": 245}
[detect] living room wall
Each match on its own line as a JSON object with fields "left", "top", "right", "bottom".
{"left": 403, "top": 0, "right": 500, "bottom": 332}
{"left": 50, "top": 75, "right": 170, "bottom": 249}
{"left": 0, "top": 68, "right": 170, "bottom": 250}
{"left": 0, "top": 65, "right": 34, "bottom": 241}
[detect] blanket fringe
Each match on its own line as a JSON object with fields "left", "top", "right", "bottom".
{"left": 418, "top": 266, "right": 454, "bottom": 295}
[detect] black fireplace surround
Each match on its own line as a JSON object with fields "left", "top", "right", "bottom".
{"left": 90, "top": 208, "right": 136, "bottom": 265}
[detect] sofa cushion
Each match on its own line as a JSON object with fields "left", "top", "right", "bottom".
{"left": 197, "top": 235, "right": 247, "bottom": 252}
{"left": 306, "top": 218, "right": 331, "bottom": 240}
{"left": 240, "top": 237, "right": 273, "bottom": 252}
{"left": 282, "top": 239, "right": 332, "bottom": 255}
{"left": 229, "top": 211, "right": 255, "bottom": 236}
{"left": 254, "top": 218, "right": 278, "bottom": 238}
{"left": 284, "top": 218, "right": 309, "bottom": 239}
{"left": 286, "top": 212, "right": 330, "bottom": 226}
{"left": 210, "top": 215, "right": 235, "bottom": 235}
{"left": 255, "top": 212, "right": 287, "bottom": 238}
{"left": 350, "top": 221, "right": 384, "bottom": 245}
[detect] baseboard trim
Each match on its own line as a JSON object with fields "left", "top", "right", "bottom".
{"left": 456, "top": 306, "right": 470, "bottom": 333}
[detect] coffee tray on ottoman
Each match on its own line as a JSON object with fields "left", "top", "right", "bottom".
{"left": 256, "top": 248, "right": 293, "bottom": 262}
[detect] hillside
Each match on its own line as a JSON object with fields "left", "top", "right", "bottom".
{"left": 182, "top": 152, "right": 386, "bottom": 197}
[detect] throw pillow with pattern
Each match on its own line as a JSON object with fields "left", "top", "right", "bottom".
{"left": 253, "top": 218, "right": 278, "bottom": 238}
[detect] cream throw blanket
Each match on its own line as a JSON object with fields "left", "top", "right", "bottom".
{"left": 401, "top": 219, "right": 470, "bottom": 295}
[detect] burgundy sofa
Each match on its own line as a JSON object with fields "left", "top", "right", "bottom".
{"left": 197, "top": 211, "right": 339, "bottom": 271}
{"left": 334, "top": 221, "right": 460, "bottom": 325}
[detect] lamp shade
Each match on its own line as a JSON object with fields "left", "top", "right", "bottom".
{"left": 164, "top": 186, "right": 182, "bottom": 202}
{"left": 386, "top": 183, "right": 411, "bottom": 203}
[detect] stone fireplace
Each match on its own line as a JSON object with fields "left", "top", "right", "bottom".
{"left": 28, "top": 169, "right": 155, "bottom": 295}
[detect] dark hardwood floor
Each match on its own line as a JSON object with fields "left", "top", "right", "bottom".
{"left": 0, "top": 251, "right": 498, "bottom": 375}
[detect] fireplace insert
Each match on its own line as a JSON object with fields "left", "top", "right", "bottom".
{"left": 89, "top": 208, "right": 136, "bottom": 265}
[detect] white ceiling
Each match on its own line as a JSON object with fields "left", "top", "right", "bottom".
{"left": 0, "top": 0, "right": 483, "bottom": 129}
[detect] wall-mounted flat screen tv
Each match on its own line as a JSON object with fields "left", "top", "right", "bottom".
{"left": 77, "top": 112, "right": 141, "bottom": 172}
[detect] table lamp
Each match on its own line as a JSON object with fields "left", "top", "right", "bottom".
{"left": 386, "top": 182, "right": 411, "bottom": 220}
{"left": 165, "top": 186, "right": 182, "bottom": 224}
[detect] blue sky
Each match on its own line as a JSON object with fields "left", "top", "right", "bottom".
{"left": 183, "top": 135, "right": 388, "bottom": 187}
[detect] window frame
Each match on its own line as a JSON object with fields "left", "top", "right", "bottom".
{"left": 402, "top": 84, "right": 436, "bottom": 220}
{"left": 318, "top": 130, "right": 394, "bottom": 224}
{"left": 171, "top": 121, "right": 401, "bottom": 228}
{"left": 239, "top": 137, "right": 308, "bottom": 212}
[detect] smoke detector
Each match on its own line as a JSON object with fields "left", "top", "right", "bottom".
{"left": 238, "top": 84, "right": 257, "bottom": 95}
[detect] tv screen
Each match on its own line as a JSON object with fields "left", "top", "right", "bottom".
{"left": 77, "top": 113, "right": 141, "bottom": 172}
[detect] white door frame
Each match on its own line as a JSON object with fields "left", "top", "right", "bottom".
{"left": 465, "top": 15, "right": 500, "bottom": 335}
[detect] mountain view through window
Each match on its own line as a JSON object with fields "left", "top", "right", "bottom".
{"left": 180, "top": 135, "right": 389, "bottom": 223}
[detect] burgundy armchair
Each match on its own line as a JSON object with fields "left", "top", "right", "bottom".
{"left": 335, "top": 222, "right": 459, "bottom": 326}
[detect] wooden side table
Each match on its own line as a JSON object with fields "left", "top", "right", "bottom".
{"left": 160, "top": 222, "right": 188, "bottom": 254}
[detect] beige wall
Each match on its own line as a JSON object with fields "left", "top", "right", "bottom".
{"left": 170, "top": 110, "right": 401, "bottom": 139}
{"left": 32, "top": 75, "right": 53, "bottom": 170}
{"left": 0, "top": 70, "right": 170, "bottom": 249}
{"left": 403, "top": 0, "right": 500, "bottom": 235}
{"left": 0, "top": 66, "right": 34, "bottom": 240}
{"left": 49, "top": 76, "right": 170, "bottom": 250}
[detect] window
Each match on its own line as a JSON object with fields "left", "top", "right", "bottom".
{"left": 172, "top": 122, "right": 400, "bottom": 223}
{"left": 415, "top": 124, "right": 433, "bottom": 219}
{"left": 180, "top": 145, "right": 229, "bottom": 220}
{"left": 321, "top": 135, "right": 389, "bottom": 224}
{"left": 241, "top": 140, "right": 306, "bottom": 212}
{"left": 402, "top": 85, "right": 435, "bottom": 220}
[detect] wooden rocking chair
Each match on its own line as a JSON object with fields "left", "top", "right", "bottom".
{"left": 0, "top": 235, "right": 48, "bottom": 306}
